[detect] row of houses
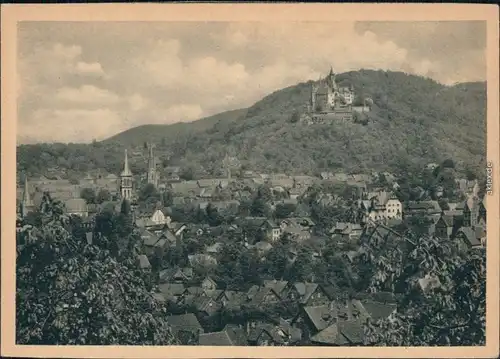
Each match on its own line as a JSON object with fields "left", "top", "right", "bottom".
{"left": 151, "top": 276, "right": 399, "bottom": 346}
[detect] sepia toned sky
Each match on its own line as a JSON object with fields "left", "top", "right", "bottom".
{"left": 17, "top": 21, "right": 486, "bottom": 144}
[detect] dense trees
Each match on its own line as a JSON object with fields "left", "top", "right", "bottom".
{"left": 362, "top": 232, "right": 486, "bottom": 346}
{"left": 16, "top": 194, "right": 177, "bottom": 345}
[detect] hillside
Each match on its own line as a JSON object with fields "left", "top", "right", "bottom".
{"left": 104, "top": 108, "right": 248, "bottom": 147}
{"left": 17, "top": 70, "right": 486, "bottom": 181}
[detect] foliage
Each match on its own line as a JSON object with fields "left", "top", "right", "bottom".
{"left": 16, "top": 194, "right": 178, "bottom": 345}
{"left": 80, "top": 188, "right": 96, "bottom": 204}
{"left": 362, "top": 231, "right": 486, "bottom": 346}
{"left": 96, "top": 188, "right": 111, "bottom": 204}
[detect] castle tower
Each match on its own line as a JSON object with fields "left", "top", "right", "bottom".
{"left": 147, "top": 143, "right": 159, "bottom": 187}
{"left": 120, "top": 149, "right": 133, "bottom": 201}
{"left": 20, "top": 175, "right": 35, "bottom": 218}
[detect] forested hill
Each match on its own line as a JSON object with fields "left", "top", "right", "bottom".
{"left": 104, "top": 108, "right": 248, "bottom": 147}
{"left": 17, "top": 70, "right": 486, "bottom": 181}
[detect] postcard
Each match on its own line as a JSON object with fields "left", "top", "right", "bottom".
{"left": 1, "top": 3, "right": 499, "bottom": 358}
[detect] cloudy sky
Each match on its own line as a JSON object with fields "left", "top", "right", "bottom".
{"left": 17, "top": 21, "right": 486, "bottom": 144}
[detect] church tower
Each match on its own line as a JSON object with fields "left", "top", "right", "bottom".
{"left": 310, "top": 82, "right": 317, "bottom": 112}
{"left": 20, "top": 175, "right": 35, "bottom": 218}
{"left": 147, "top": 143, "right": 159, "bottom": 187}
{"left": 120, "top": 149, "right": 133, "bottom": 201}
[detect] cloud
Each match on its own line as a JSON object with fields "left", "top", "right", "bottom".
{"left": 22, "top": 108, "right": 124, "bottom": 143}
{"left": 17, "top": 22, "right": 486, "bottom": 144}
{"left": 55, "top": 85, "right": 120, "bottom": 105}
{"left": 128, "top": 93, "right": 149, "bottom": 111}
{"left": 76, "top": 61, "right": 105, "bottom": 75}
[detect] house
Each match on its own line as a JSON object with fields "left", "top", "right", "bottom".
{"left": 269, "top": 177, "right": 295, "bottom": 189}
{"left": 169, "top": 181, "right": 200, "bottom": 197}
{"left": 166, "top": 313, "right": 204, "bottom": 343}
{"left": 426, "top": 163, "right": 439, "bottom": 170}
{"left": 463, "top": 196, "right": 480, "bottom": 227}
{"left": 137, "top": 254, "right": 151, "bottom": 270}
{"left": 262, "top": 220, "right": 282, "bottom": 242}
{"left": 217, "top": 290, "right": 246, "bottom": 308}
{"left": 361, "top": 299, "right": 397, "bottom": 323}
{"left": 361, "top": 191, "right": 402, "bottom": 223}
{"left": 282, "top": 226, "right": 311, "bottom": 242}
{"left": 263, "top": 280, "right": 290, "bottom": 299}
{"left": 310, "top": 319, "right": 365, "bottom": 346}
{"left": 288, "top": 187, "right": 304, "bottom": 200}
{"left": 254, "top": 325, "right": 291, "bottom": 346}
{"left": 188, "top": 254, "right": 218, "bottom": 268}
{"left": 159, "top": 267, "right": 193, "bottom": 284}
{"left": 158, "top": 283, "right": 186, "bottom": 302}
{"left": 290, "top": 283, "right": 330, "bottom": 306}
{"left": 417, "top": 274, "right": 442, "bottom": 294}
{"left": 405, "top": 201, "right": 442, "bottom": 218}
{"left": 205, "top": 242, "right": 224, "bottom": 255}
{"left": 167, "top": 221, "right": 188, "bottom": 237}
{"left": 198, "top": 187, "right": 215, "bottom": 199}
{"left": 193, "top": 296, "right": 221, "bottom": 317}
{"left": 64, "top": 198, "right": 88, "bottom": 216}
{"left": 301, "top": 305, "right": 338, "bottom": 335}
{"left": 434, "top": 214, "right": 454, "bottom": 239}
{"left": 150, "top": 209, "right": 169, "bottom": 225}
{"left": 246, "top": 318, "right": 302, "bottom": 346}
{"left": 248, "top": 287, "right": 282, "bottom": 307}
{"left": 478, "top": 195, "right": 487, "bottom": 223}
{"left": 201, "top": 276, "right": 218, "bottom": 292}
{"left": 140, "top": 229, "right": 161, "bottom": 256}
{"left": 293, "top": 176, "right": 317, "bottom": 189}
{"left": 330, "top": 222, "right": 363, "bottom": 241}
{"left": 252, "top": 241, "right": 273, "bottom": 256}
{"left": 454, "top": 226, "right": 484, "bottom": 250}
{"left": 198, "top": 328, "right": 245, "bottom": 346}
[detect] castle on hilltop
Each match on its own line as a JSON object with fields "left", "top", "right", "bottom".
{"left": 305, "top": 67, "right": 370, "bottom": 123}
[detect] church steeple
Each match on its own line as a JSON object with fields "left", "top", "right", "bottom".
{"left": 121, "top": 149, "right": 132, "bottom": 177}
{"left": 20, "top": 174, "right": 34, "bottom": 218}
{"left": 120, "top": 149, "right": 133, "bottom": 201}
{"left": 147, "top": 143, "right": 159, "bottom": 187}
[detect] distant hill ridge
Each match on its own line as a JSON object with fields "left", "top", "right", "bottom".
{"left": 18, "top": 70, "right": 486, "bottom": 180}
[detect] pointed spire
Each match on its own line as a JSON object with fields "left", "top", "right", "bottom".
{"left": 23, "top": 174, "right": 32, "bottom": 204}
{"left": 121, "top": 149, "right": 132, "bottom": 176}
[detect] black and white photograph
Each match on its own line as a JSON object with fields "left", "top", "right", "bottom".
{"left": 2, "top": 3, "right": 499, "bottom": 358}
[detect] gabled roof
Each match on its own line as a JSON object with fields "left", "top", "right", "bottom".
{"left": 263, "top": 280, "right": 289, "bottom": 295}
{"left": 193, "top": 296, "right": 219, "bottom": 313}
{"left": 185, "top": 286, "right": 206, "bottom": 296}
{"left": 456, "top": 226, "right": 482, "bottom": 247}
{"left": 199, "top": 330, "right": 236, "bottom": 346}
{"left": 311, "top": 319, "right": 365, "bottom": 345}
{"left": 141, "top": 230, "right": 160, "bottom": 246}
{"left": 249, "top": 287, "right": 280, "bottom": 306}
{"left": 303, "top": 305, "right": 337, "bottom": 332}
{"left": 246, "top": 284, "right": 260, "bottom": 299}
{"left": 159, "top": 283, "right": 185, "bottom": 297}
{"left": 223, "top": 324, "right": 248, "bottom": 345}
{"left": 361, "top": 300, "right": 397, "bottom": 321}
{"left": 293, "top": 282, "right": 320, "bottom": 303}
{"left": 166, "top": 313, "right": 203, "bottom": 333}
{"left": 437, "top": 214, "right": 454, "bottom": 228}
{"left": 137, "top": 254, "right": 151, "bottom": 269}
